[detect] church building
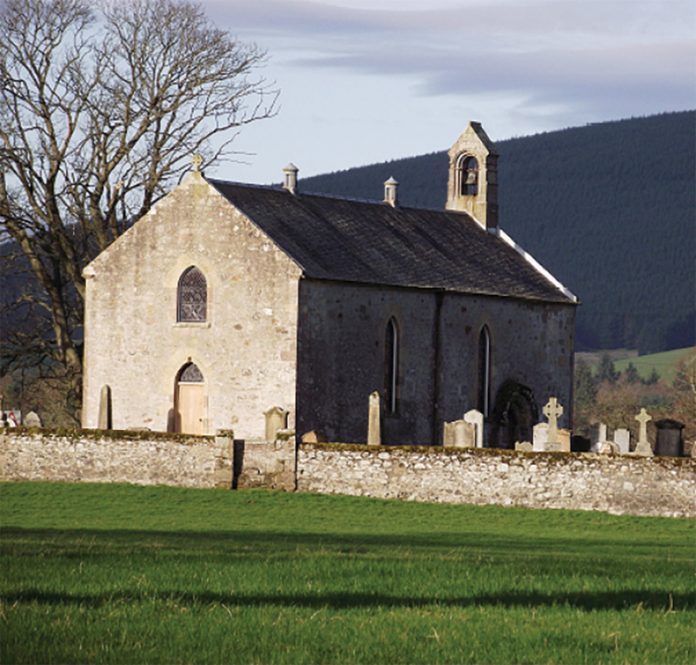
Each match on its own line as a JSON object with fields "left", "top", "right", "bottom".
{"left": 81, "top": 122, "right": 577, "bottom": 447}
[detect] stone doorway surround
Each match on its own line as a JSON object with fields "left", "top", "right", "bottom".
{"left": 175, "top": 362, "right": 207, "bottom": 435}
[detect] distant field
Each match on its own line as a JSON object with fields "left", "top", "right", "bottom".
{"left": 575, "top": 348, "right": 638, "bottom": 368}
{"left": 1, "top": 482, "right": 694, "bottom": 664}
{"left": 614, "top": 346, "right": 695, "bottom": 384}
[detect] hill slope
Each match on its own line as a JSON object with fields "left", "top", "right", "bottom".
{"left": 300, "top": 112, "right": 695, "bottom": 353}
{"left": 613, "top": 346, "right": 696, "bottom": 385}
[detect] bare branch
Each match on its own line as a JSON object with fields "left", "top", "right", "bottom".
{"left": 1, "top": 0, "right": 277, "bottom": 418}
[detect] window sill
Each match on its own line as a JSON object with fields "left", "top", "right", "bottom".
{"left": 174, "top": 322, "right": 211, "bottom": 329}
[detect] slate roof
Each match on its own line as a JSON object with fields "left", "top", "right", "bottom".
{"left": 208, "top": 179, "right": 575, "bottom": 304}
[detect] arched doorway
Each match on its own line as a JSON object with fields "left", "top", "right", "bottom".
{"left": 490, "top": 381, "right": 538, "bottom": 449}
{"left": 175, "top": 362, "right": 207, "bottom": 434}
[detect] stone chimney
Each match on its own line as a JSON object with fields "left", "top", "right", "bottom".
{"left": 282, "top": 163, "right": 298, "bottom": 195}
{"left": 383, "top": 176, "right": 398, "bottom": 207}
{"left": 446, "top": 122, "right": 498, "bottom": 231}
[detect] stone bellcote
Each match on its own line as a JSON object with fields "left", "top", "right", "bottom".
{"left": 446, "top": 121, "right": 498, "bottom": 231}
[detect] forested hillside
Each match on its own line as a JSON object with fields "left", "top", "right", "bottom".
{"left": 300, "top": 112, "right": 695, "bottom": 353}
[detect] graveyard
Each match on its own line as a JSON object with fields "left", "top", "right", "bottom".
{"left": 2, "top": 384, "right": 695, "bottom": 518}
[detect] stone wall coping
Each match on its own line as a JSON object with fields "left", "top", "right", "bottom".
{"left": 2, "top": 427, "right": 213, "bottom": 445}
{"left": 299, "top": 441, "right": 696, "bottom": 469}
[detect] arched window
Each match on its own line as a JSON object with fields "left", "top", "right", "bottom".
{"left": 384, "top": 317, "right": 399, "bottom": 414}
{"left": 178, "top": 361, "right": 204, "bottom": 383}
{"left": 177, "top": 266, "right": 207, "bottom": 322}
{"left": 477, "top": 325, "right": 491, "bottom": 417}
{"left": 457, "top": 155, "right": 479, "bottom": 196}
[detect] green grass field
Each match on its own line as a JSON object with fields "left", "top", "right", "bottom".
{"left": 1, "top": 482, "right": 694, "bottom": 664}
{"left": 614, "top": 346, "right": 695, "bottom": 384}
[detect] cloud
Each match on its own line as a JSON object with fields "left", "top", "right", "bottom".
{"left": 208, "top": 0, "right": 695, "bottom": 43}
{"left": 203, "top": 0, "right": 696, "bottom": 134}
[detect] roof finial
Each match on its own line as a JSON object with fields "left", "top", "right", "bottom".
{"left": 191, "top": 153, "right": 204, "bottom": 172}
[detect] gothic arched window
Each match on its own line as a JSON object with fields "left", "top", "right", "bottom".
{"left": 177, "top": 266, "right": 207, "bottom": 322}
{"left": 477, "top": 325, "right": 491, "bottom": 417}
{"left": 385, "top": 317, "right": 399, "bottom": 414}
{"left": 177, "top": 361, "right": 204, "bottom": 383}
{"left": 457, "top": 155, "right": 479, "bottom": 196}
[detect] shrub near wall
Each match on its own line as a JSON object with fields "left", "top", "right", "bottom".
{"left": 0, "top": 428, "right": 233, "bottom": 489}
{"left": 297, "top": 443, "right": 696, "bottom": 518}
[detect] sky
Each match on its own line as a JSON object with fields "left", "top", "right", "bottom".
{"left": 201, "top": 0, "right": 695, "bottom": 184}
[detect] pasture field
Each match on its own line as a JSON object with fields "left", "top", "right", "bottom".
{"left": 1, "top": 482, "right": 694, "bottom": 664}
{"left": 613, "top": 346, "right": 695, "bottom": 384}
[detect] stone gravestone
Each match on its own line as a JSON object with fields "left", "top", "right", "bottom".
{"left": 542, "top": 397, "right": 564, "bottom": 452}
{"left": 633, "top": 408, "right": 654, "bottom": 457}
{"left": 571, "top": 435, "right": 591, "bottom": 453}
{"left": 515, "top": 441, "right": 533, "bottom": 452}
{"left": 532, "top": 422, "right": 548, "bottom": 452}
{"left": 367, "top": 391, "right": 381, "bottom": 445}
{"left": 464, "top": 409, "right": 484, "bottom": 448}
{"left": 614, "top": 428, "right": 631, "bottom": 455}
{"left": 598, "top": 441, "right": 619, "bottom": 455}
{"left": 589, "top": 423, "right": 607, "bottom": 452}
{"left": 443, "top": 421, "right": 455, "bottom": 447}
{"left": 98, "top": 385, "right": 112, "bottom": 429}
{"left": 264, "top": 406, "right": 289, "bottom": 442}
{"left": 443, "top": 419, "right": 475, "bottom": 448}
{"left": 301, "top": 430, "right": 326, "bottom": 444}
{"left": 654, "top": 419, "right": 685, "bottom": 457}
{"left": 23, "top": 411, "right": 42, "bottom": 428}
{"left": 558, "top": 428, "right": 571, "bottom": 453}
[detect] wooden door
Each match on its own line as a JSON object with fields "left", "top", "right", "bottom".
{"left": 177, "top": 383, "right": 206, "bottom": 434}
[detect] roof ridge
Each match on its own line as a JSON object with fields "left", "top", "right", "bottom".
{"left": 207, "top": 177, "right": 471, "bottom": 216}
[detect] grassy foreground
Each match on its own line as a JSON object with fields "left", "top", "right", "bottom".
{"left": 1, "top": 482, "right": 694, "bottom": 664}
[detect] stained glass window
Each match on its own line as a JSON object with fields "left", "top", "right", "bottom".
{"left": 177, "top": 266, "right": 207, "bottom": 322}
{"left": 178, "top": 362, "right": 204, "bottom": 383}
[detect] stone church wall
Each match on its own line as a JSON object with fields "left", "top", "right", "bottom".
{"left": 438, "top": 293, "right": 574, "bottom": 446}
{"left": 297, "top": 279, "right": 574, "bottom": 446}
{"left": 82, "top": 173, "right": 302, "bottom": 439}
{"left": 297, "top": 279, "right": 439, "bottom": 444}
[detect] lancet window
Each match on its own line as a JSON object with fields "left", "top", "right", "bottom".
{"left": 478, "top": 325, "right": 491, "bottom": 417}
{"left": 177, "top": 266, "right": 207, "bottom": 322}
{"left": 385, "top": 317, "right": 399, "bottom": 414}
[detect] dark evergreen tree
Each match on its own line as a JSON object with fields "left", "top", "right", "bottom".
{"left": 597, "top": 354, "right": 620, "bottom": 384}
{"left": 574, "top": 360, "right": 598, "bottom": 405}
{"left": 643, "top": 368, "right": 660, "bottom": 385}
{"left": 624, "top": 362, "right": 640, "bottom": 384}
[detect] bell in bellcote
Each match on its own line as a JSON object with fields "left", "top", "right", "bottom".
{"left": 465, "top": 169, "right": 478, "bottom": 185}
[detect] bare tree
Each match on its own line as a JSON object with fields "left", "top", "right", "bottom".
{"left": 0, "top": 0, "right": 277, "bottom": 420}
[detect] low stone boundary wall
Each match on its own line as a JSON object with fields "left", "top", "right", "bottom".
{"left": 297, "top": 443, "right": 696, "bottom": 518}
{"left": 0, "top": 428, "right": 234, "bottom": 489}
{"left": 3, "top": 430, "right": 694, "bottom": 518}
{"left": 234, "top": 438, "right": 296, "bottom": 490}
